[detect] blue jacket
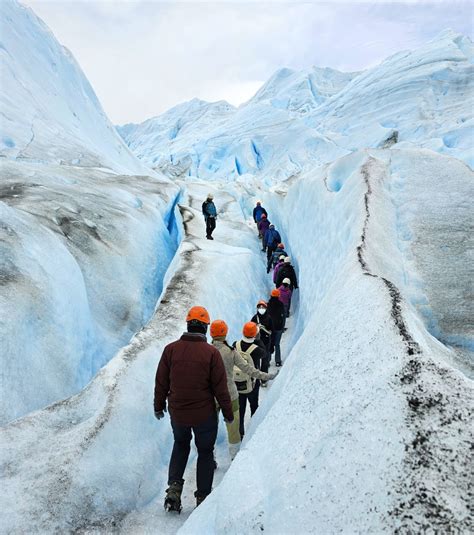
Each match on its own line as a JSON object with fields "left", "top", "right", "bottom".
{"left": 202, "top": 200, "right": 217, "bottom": 219}
{"left": 253, "top": 205, "right": 268, "bottom": 223}
{"left": 264, "top": 228, "right": 281, "bottom": 248}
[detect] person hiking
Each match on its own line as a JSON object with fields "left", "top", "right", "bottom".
{"left": 202, "top": 193, "right": 217, "bottom": 240}
{"left": 264, "top": 225, "right": 282, "bottom": 273}
{"left": 273, "top": 255, "right": 286, "bottom": 285}
{"left": 253, "top": 201, "right": 268, "bottom": 230}
{"left": 267, "top": 289, "right": 286, "bottom": 367}
{"left": 234, "top": 322, "right": 269, "bottom": 439}
{"left": 210, "top": 320, "right": 276, "bottom": 460}
{"left": 251, "top": 300, "right": 273, "bottom": 376}
{"left": 278, "top": 278, "right": 293, "bottom": 318}
{"left": 276, "top": 256, "right": 298, "bottom": 290}
{"left": 271, "top": 243, "right": 287, "bottom": 269}
{"left": 154, "top": 306, "right": 233, "bottom": 511}
{"left": 257, "top": 214, "right": 271, "bottom": 250}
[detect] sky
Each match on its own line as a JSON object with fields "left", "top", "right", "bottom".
{"left": 23, "top": 0, "right": 474, "bottom": 125}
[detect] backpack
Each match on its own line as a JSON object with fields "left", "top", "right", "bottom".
{"left": 233, "top": 341, "right": 258, "bottom": 394}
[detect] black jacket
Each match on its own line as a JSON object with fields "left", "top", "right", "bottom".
{"left": 276, "top": 264, "right": 298, "bottom": 289}
{"left": 251, "top": 312, "right": 273, "bottom": 347}
{"left": 267, "top": 297, "right": 286, "bottom": 331}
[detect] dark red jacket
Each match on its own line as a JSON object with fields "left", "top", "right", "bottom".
{"left": 154, "top": 333, "right": 233, "bottom": 425}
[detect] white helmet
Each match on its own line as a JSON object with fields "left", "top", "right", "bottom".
{"left": 207, "top": 193, "right": 214, "bottom": 200}
{"left": 283, "top": 278, "right": 291, "bottom": 284}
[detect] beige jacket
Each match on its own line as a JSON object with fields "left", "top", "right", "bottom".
{"left": 212, "top": 338, "right": 273, "bottom": 401}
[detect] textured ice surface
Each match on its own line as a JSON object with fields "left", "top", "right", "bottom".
{"left": 0, "top": 160, "right": 178, "bottom": 422}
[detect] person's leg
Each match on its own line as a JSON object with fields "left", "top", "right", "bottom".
{"left": 266, "top": 247, "right": 274, "bottom": 272}
{"left": 168, "top": 419, "right": 192, "bottom": 485}
{"left": 226, "top": 399, "right": 241, "bottom": 459}
{"left": 260, "top": 352, "right": 270, "bottom": 373}
{"left": 238, "top": 393, "right": 247, "bottom": 438}
{"left": 206, "top": 217, "right": 211, "bottom": 238}
{"left": 193, "top": 411, "right": 218, "bottom": 499}
{"left": 248, "top": 381, "right": 260, "bottom": 416}
{"left": 209, "top": 217, "right": 216, "bottom": 238}
{"left": 274, "top": 330, "right": 283, "bottom": 365}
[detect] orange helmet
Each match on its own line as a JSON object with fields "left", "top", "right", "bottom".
{"left": 261, "top": 214, "right": 267, "bottom": 219}
{"left": 278, "top": 243, "right": 285, "bottom": 249}
{"left": 243, "top": 321, "right": 258, "bottom": 338}
{"left": 257, "top": 300, "right": 267, "bottom": 308}
{"left": 271, "top": 289, "right": 280, "bottom": 298}
{"left": 210, "top": 319, "right": 228, "bottom": 338}
{"left": 186, "top": 306, "right": 210, "bottom": 324}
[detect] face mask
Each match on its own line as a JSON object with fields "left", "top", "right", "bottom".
{"left": 257, "top": 307, "right": 266, "bottom": 314}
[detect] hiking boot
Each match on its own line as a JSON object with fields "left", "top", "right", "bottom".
{"left": 276, "top": 362, "right": 282, "bottom": 367}
{"left": 194, "top": 491, "right": 207, "bottom": 507}
{"left": 260, "top": 380, "right": 267, "bottom": 388}
{"left": 164, "top": 480, "right": 184, "bottom": 513}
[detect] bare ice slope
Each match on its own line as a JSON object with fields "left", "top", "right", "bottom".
{"left": 0, "top": 0, "right": 150, "bottom": 174}
{"left": 0, "top": 0, "right": 178, "bottom": 423}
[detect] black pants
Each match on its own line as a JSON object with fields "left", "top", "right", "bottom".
{"left": 266, "top": 246, "right": 276, "bottom": 272}
{"left": 239, "top": 382, "right": 260, "bottom": 437}
{"left": 206, "top": 217, "right": 216, "bottom": 238}
{"left": 168, "top": 411, "right": 218, "bottom": 498}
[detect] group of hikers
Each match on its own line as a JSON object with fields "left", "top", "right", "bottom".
{"left": 153, "top": 196, "right": 299, "bottom": 513}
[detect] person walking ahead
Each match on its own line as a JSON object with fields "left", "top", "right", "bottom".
{"left": 257, "top": 214, "right": 270, "bottom": 249}
{"left": 276, "top": 256, "right": 298, "bottom": 290}
{"left": 202, "top": 193, "right": 217, "bottom": 240}
{"left": 267, "top": 289, "right": 286, "bottom": 367}
{"left": 253, "top": 201, "right": 268, "bottom": 228}
{"left": 264, "top": 224, "right": 282, "bottom": 273}
{"left": 154, "top": 306, "right": 233, "bottom": 511}
{"left": 235, "top": 322, "right": 269, "bottom": 439}
{"left": 210, "top": 320, "right": 276, "bottom": 460}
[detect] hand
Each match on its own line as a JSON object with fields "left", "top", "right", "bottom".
{"left": 154, "top": 409, "right": 166, "bottom": 420}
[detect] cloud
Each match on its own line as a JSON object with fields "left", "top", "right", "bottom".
{"left": 23, "top": 0, "right": 474, "bottom": 124}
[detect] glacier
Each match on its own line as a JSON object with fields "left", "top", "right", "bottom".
{"left": 0, "top": 0, "right": 179, "bottom": 423}
{"left": 1, "top": 0, "right": 473, "bottom": 533}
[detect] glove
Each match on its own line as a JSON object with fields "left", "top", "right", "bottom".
{"left": 268, "top": 370, "right": 280, "bottom": 380}
{"left": 154, "top": 407, "right": 166, "bottom": 420}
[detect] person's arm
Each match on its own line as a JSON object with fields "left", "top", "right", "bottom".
{"left": 234, "top": 349, "right": 274, "bottom": 381}
{"left": 154, "top": 348, "right": 171, "bottom": 412}
{"left": 253, "top": 207, "right": 257, "bottom": 222}
{"left": 210, "top": 349, "right": 233, "bottom": 421}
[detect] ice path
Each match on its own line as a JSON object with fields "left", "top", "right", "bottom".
{"left": 1, "top": 180, "right": 279, "bottom": 533}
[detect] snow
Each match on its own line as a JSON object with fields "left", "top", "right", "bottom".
{"left": 0, "top": 0, "right": 179, "bottom": 423}
{"left": 1, "top": 1, "right": 473, "bottom": 533}
{"left": 0, "top": 0, "right": 153, "bottom": 175}
{"left": 119, "top": 30, "right": 474, "bottom": 180}
{"left": 0, "top": 159, "right": 179, "bottom": 423}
